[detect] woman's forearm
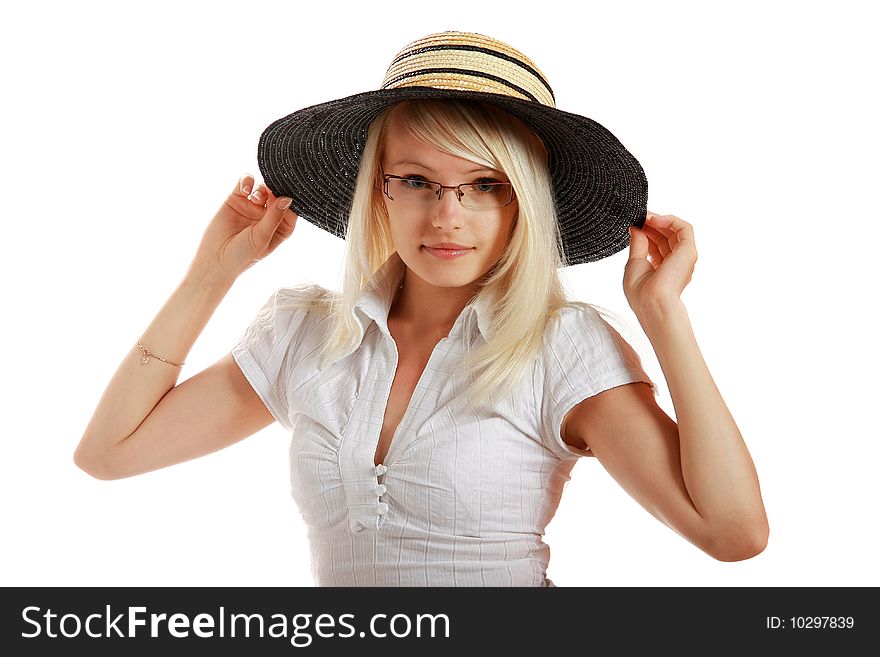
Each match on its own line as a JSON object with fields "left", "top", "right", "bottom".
{"left": 74, "top": 267, "right": 235, "bottom": 468}
{"left": 635, "top": 298, "right": 769, "bottom": 554}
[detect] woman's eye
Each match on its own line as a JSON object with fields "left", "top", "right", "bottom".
{"left": 474, "top": 178, "right": 501, "bottom": 193}
{"left": 400, "top": 176, "right": 427, "bottom": 187}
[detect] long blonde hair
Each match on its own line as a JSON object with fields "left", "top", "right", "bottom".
{"left": 289, "top": 99, "right": 597, "bottom": 413}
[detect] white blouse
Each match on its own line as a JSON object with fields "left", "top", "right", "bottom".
{"left": 232, "top": 252, "right": 655, "bottom": 587}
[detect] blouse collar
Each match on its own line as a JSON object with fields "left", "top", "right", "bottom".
{"left": 351, "top": 251, "right": 493, "bottom": 350}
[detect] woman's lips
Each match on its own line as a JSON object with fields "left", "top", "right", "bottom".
{"left": 423, "top": 246, "right": 474, "bottom": 259}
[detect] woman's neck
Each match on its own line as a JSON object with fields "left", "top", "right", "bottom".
{"left": 388, "top": 273, "right": 480, "bottom": 341}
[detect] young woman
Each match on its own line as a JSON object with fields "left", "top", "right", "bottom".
{"left": 75, "top": 32, "right": 768, "bottom": 586}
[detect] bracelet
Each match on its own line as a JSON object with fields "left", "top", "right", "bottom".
{"left": 137, "top": 341, "right": 185, "bottom": 368}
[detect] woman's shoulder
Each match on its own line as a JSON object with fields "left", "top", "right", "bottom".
{"left": 269, "top": 281, "right": 332, "bottom": 305}
{"left": 545, "top": 301, "right": 618, "bottom": 334}
{"left": 245, "top": 283, "right": 338, "bottom": 339}
{"left": 542, "top": 301, "right": 637, "bottom": 353}
{"left": 259, "top": 282, "right": 339, "bottom": 317}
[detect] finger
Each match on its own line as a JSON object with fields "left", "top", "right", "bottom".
{"left": 645, "top": 212, "right": 676, "bottom": 240}
{"left": 266, "top": 188, "right": 299, "bottom": 240}
{"left": 659, "top": 217, "right": 696, "bottom": 257}
{"left": 237, "top": 173, "right": 254, "bottom": 196}
{"left": 627, "top": 225, "right": 649, "bottom": 261}
{"left": 645, "top": 237, "right": 662, "bottom": 268}
{"left": 275, "top": 205, "right": 299, "bottom": 239}
{"left": 647, "top": 213, "right": 695, "bottom": 244}
{"left": 266, "top": 207, "right": 300, "bottom": 254}
{"left": 647, "top": 224, "right": 678, "bottom": 252}
{"left": 253, "top": 196, "right": 294, "bottom": 245}
{"left": 247, "top": 183, "right": 270, "bottom": 207}
{"left": 643, "top": 224, "right": 672, "bottom": 257}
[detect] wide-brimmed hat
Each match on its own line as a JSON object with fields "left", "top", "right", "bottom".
{"left": 257, "top": 31, "right": 647, "bottom": 266}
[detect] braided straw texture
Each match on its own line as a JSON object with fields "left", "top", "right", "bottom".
{"left": 382, "top": 32, "right": 555, "bottom": 107}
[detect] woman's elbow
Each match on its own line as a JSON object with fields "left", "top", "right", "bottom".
{"left": 73, "top": 447, "right": 120, "bottom": 481}
{"left": 708, "top": 521, "right": 770, "bottom": 562}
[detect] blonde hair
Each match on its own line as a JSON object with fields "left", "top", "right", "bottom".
{"left": 289, "top": 99, "right": 609, "bottom": 413}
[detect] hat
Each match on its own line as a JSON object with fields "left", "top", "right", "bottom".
{"left": 257, "top": 31, "right": 647, "bottom": 266}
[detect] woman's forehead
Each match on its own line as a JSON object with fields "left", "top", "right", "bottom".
{"left": 382, "top": 113, "right": 501, "bottom": 174}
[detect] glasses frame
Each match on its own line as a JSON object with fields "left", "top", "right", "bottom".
{"left": 382, "top": 174, "right": 516, "bottom": 210}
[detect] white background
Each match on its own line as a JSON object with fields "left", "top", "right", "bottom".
{"left": 2, "top": 0, "right": 877, "bottom": 587}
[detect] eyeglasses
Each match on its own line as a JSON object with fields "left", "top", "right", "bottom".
{"left": 382, "top": 174, "right": 515, "bottom": 210}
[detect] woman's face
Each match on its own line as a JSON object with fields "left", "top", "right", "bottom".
{"left": 380, "top": 111, "right": 518, "bottom": 292}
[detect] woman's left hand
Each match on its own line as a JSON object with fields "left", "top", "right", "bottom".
{"left": 623, "top": 211, "right": 698, "bottom": 313}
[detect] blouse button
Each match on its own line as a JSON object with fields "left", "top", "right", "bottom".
{"left": 375, "top": 464, "right": 388, "bottom": 476}
{"left": 377, "top": 502, "right": 389, "bottom": 516}
{"left": 375, "top": 484, "right": 387, "bottom": 496}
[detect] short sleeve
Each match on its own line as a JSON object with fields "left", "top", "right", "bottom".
{"left": 540, "top": 305, "right": 658, "bottom": 458}
{"left": 231, "top": 285, "right": 322, "bottom": 431}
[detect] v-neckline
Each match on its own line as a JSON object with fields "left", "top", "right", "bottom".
{"left": 373, "top": 322, "right": 448, "bottom": 467}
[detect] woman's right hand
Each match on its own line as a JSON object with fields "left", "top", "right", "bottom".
{"left": 187, "top": 174, "right": 298, "bottom": 283}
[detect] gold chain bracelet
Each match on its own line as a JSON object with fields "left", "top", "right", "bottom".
{"left": 137, "top": 341, "right": 185, "bottom": 368}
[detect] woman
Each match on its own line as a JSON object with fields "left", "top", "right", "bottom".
{"left": 74, "top": 32, "right": 768, "bottom": 586}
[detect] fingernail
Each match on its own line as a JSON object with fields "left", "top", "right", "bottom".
{"left": 241, "top": 182, "right": 252, "bottom": 194}
{"left": 249, "top": 189, "right": 262, "bottom": 201}
{"left": 277, "top": 197, "right": 292, "bottom": 210}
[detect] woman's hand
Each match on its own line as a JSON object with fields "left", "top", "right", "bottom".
{"left": 623, "top": 212, "right": 697, "bottom": 314}
{"left": 187, "top": 174, "right": 298, "bottom": 283}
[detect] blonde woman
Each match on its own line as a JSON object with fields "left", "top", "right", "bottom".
{"left": 75, "top": 32, "right": 768, "bottom": 586}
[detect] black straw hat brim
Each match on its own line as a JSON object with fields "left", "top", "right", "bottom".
{"left": 258, "top": 87, "right": 647, "bottom": 266}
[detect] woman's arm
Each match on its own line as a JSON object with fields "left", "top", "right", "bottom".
{"left": 639, "top": 296, "right": 768, "bottom": 541}
{"left": 74, "top": 175, "right": 297, "bottom": 477}
{"left": 563, "top": 304, "right": 768, "bottom": 561}
{"left": 74, "top": 272, "right": 233, "bottom": 476}
{"left": 564, "top": 212, "right": 768, "bottom": 561}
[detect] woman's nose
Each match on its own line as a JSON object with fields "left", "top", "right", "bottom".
{"left": 433, "top": 188, "right": 463, "bottom": 227}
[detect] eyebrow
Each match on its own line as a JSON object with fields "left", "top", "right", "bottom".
{"left": 389, "top": 160, "right": 499, "bottom": 175}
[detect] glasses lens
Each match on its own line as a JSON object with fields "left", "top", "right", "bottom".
{"left": 387, "top": 178, "right": 441, "bottom": 205}
{"left": 385, "top": 177, "right": 513, "bottom": 209}
{"left": 460, "top": 182, "right": 513, "bottom": 209}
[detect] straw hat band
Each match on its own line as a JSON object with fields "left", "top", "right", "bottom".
{"left": 382, "top": 70, "right": 543, "bottom": 104}
{"left": 381, "top": 46, "right": 555, "bottom": 107}
{"left": 388, "top": 31, "right": 548, "bottom": 79}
